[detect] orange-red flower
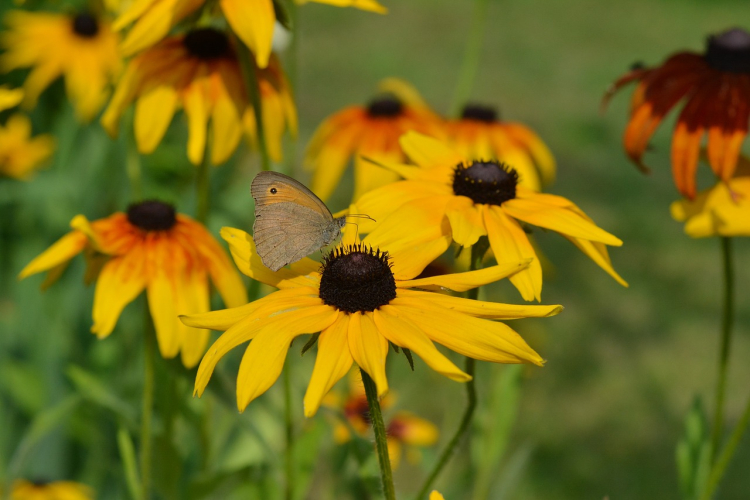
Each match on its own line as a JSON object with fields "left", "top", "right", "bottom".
{"left": 605, "top": 28, "right": 750, "bottom": 199}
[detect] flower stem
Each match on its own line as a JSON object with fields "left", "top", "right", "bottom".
{"left": 235, "top": 37, "right": 272, "bottom": 171}
{"left": 700, "top": 392, "right": 750, "bottom": 500}
{"left": 140, "top": 315, "right": 156, "bottom": 500}
{"left": 710, "top": 237, "right": 734, "bottom": 461}
{"left": 415, "top": 241, "right": 486, "bottom": 499}
{"left": 283, "top": 363, "right": 294, "bottom": 500}
{"left": 126, "top": 128, "right": 142, "bottom": 201}
{"left": 360, "top": 368, "right": 396, "bottom": 500}
{"left": 450, "top": 0, "right": 490, "bottom": 116}
{"left": 196, "top": 152, "right": 210, "bottom": 224}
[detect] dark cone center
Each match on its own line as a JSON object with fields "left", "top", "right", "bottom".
{"left": 705, "top": 28, "right": 750, "bottom": 73}
{"left": 452, "top": 160, "right": 518, "bottom": 206}
{"left": 127, "top": 201, "right": 177, "bottom": 231}
{"left": 366, "top": 96, "right": 404, "bottom": 117}
{"left": 72, "top": 13, "right": 99, "bottom": 38}
{"left": 461, "top": 104, "right": 499, "bottom": 122}
{"left": 184, "top": 28, "right": 230, "bottom": 60}
{"left": 319, "top": 244, "right": 397, "bottom": 313}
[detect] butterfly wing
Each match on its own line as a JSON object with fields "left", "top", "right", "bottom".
{"left": 251, "top": 171, "right": 333, "bottom": 218}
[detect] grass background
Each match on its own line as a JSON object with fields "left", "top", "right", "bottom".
{"left": 1, "top": 0, "right": 750, "bottom": 498}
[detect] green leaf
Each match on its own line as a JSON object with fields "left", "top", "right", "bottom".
{"left": 676, "top": 396, "right": 712, "bottom": 500}
{"left": 301, "top": 332, "right": 321, "bottom": 356}
{"left": 66, "top": 365, "right": 138, "bottom": 428}
{"left": 117, "top": 424, "right": 141, "bottom": 500}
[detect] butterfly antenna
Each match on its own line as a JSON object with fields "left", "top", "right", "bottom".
{"left": 345, "top": 213, "right": 376, "bottom": 223}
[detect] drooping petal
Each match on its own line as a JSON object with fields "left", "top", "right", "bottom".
{"left": 235, "top": 305, "right": 338, "bottom": 411}
{"left": 563, "top": 235, "right": 629, "bottom": 287}
{"left": 177, "top": 269, "right": 212, "bottom": 368}
{"left": 347, "top": 313, "right": 389, "bottom": 397}
{"left": 220, "top": 0, "right": 275, "bottom": 68}
{"left": 375, "top": 307, "right": 470, "bottom": 382}
{"left": 445, "top": 198, "right": 486, "bottom": 247}
{"left": 183, "top": 73, "right": 210, "bottom": 165}
{"left": 396, "top": 289, "right": 563, "bottom": 319}
{"left": 303, "top": 315, "right": 353, "bottom": 417}
{"left": 308, "top": 116, "right": 365, "bottom": 201}
{"left": 135, "top": 84, "right": 178, "bottom": 154}
{"left": 396, "top": 260, "right": 530, "bottom": 292}
{"left": 18, "top": 231, "right": 88, "bottom": 279}
{"left": 147, "top": 269, "right": 182, "bottom": 359}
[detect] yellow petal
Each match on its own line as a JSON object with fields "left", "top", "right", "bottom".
{"left": 445, "top": 198, "right": 486, "bottom": 247}
{"left": 221, "top": 0, "right": 275, "bottom": 68}
{"left": 390, "top": 411, "right": 439, "bottom": 446}
{"left": 18, "top": 231, "right": 88, "bottom": 279}
{"left": 347, "top": 313, "right": 389, "bottom": 397}
{"left": 147, "top": 270, "right": 181, "bottom": 359}
{"left": 483, "top": 206, "right": 541, "bottom": 301}
{"left": 0, "top": 86, "right": 24, "bottom": 112}
{"left": 396, "top": 259, "right": 531, "bottom": 292}
{"left": 430, "top": 491, "right": 446, "bottom": 500}
{"left": 300, "top": 0, "right": 387, "bottom": 14}
{"left": 235, "top": 305, "right": 338, "bottom": 411}
{"left": 91, "top": 249, "right": 148, "bottom": 338}
{"left": 308, "top": 119, "right": 362, "bottom": 202}
{"left": 135, "top": 84, "right": 178, "bottom": 154}
{"left": 184, "top": 77, "right": 209, "bottom": 165}
{"left": 210, "top": 91, "right": 242, "bottom": 165}
{"left": 564, "top": 235, "right": 629, "bottom": 287}
{"left": 375, "top": 307, "right": 470, "bottom": 382}
{"left": 396, "top": 289, "right": 563, "bottom": 319}
{"left": 505, "top": 123, "right": 556, "bottom": 186}
{"left": 399, "top": 131, "right": 464, "bottom": 170}
{"left": 177, "top": 270, "right": 212, "bottom": 368}
{"left": 353, "top": 152, "right": 402, "bottom": 200}
{"left": 303, "top": 315, "right": 353, "bottom": 417}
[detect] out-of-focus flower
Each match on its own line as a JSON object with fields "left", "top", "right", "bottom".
{"left": 182, "top": 223, "right": 561, "bottom": 415}
{"left": 671, "top": 174, "right": 750, "bottom": 237}
{"left": 113, "top": 0, "right": 276, "bottom": 67}
{"left": 386, "top": 411, "right": 438, "bottom": 469}
{"left": 324, "top": 370, "right": 394, "bottom": 442}
{"left": 305, "top": 79, "right": 444, "bottom": 201}
{"left": 0, "top": 114, "right": 54, "bottom": 180}
{"left": 0, "top": 86, "right": 24, "bottom": 111}
{"left": 604, "top": 28, "right": 750, "bottom": 199}
{"left": 19, "top": 201, "right": 247, "bottom": 368}
{"left": 429, "top": 492, "right": 445, "bottom": 500}
{"left": 102, "top": 29, "right": 296, "bottom": 165}
{"left": 356, "top": 132, "right": 626, "bottom": 301}
{"left": 9, "top": 479, "right": 93, "bottom": 500}
{"left": 297, "top": 0, "right": 387, "bottom": 14}
{"left": 446, "top": 103, "right": 555, "bottom": 191}
{"left": 0, "top": 11, "right": 121, "bottom": 121}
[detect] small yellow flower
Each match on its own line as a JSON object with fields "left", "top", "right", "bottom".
{"left": 0, "top": 114, "right": 55, "bottom": 180}
{"left": 0, "top": 11, "right": 121, "bottom": 121}
{"left": 9, "top": 479, "right": 93, "bottom": 500}
{"left": 671, "top": 175, "right": 750, "bottom": 237}
{"left": 297, "top": 0, "right": 387, "bottom": 13}
{"left": 102, "top": 28, "right": 296, "bottom": 166}
{"left": 386, "top": 411, "right": 438, "bottom": 469}
{"left": 20, "top": 201, "right": 247, "bottom": 368}
{"left": 446, "top": 103, "right": 556, "bottom": 191}
{"left": 429, "top": 492, "right": 445, "bottom": 500}
{"left": 181, "top": 222, "right": 562, "bottom": 416}
{"left": 305, "top": 79, "right": 445, "bottom": 201}
{"left": 0, "top": 85, "right": 24, "bottom": 111}
{"left": 356, "top": 132, "right": 626, "bottom": 301}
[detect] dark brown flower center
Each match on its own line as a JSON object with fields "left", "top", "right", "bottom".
{"left": 319, "top": 244, "right": 396, "bottom": 313}
{"left": 183, "top": 28, "right": 230, "bottom": 60}
{"left": 452, "top": 160, "right": 518, "bottom": 205}
{"left": 345, "top": 395, "right": 371, "bottom": 424}
{"left": 366, "top": 96, "right": 403, "bottom": 117}
{"left": 705, "top": 28, "right": 750, "bottom": 73}
{"left": 72, "top": 13, "right": 99, "bottom": 38}
{"left": 461, "top": 104, "right": 498, "bottom": 123}
{"left": 127, "top": 201, "right": 177, "bottom": 231}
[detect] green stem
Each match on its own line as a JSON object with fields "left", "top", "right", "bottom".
{"left": 126, "top": 130, "right": 142, "bottom": 201}
{"left": 700, "top": 393, "right": 750, "bottom": 500}
{"left": 415, "top": 241, "right": 486, "bottom": 499}
{"left": 450, "top": 0, "right": 490, "bottom": 116}
{"left": 283, "top": 363, "right": 294, "bottom": 500}
{"left": 361, "top": 368, "right": 396, "bottom": 500}
{"left": 710, "top": 237, "right": 734, "bottom": 461}
{"left": 196, "top": 152, "right": 210, "bottom": 224}
{"left": 235, "top": 36, "right": 272, "bottom": 171}
{"left": 140, "top": 316, "right": 156, "bottom": 500}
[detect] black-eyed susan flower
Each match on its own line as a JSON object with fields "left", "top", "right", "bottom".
{"left": 19, "top": 201, "right": 247, "bottom": 368}
{"left": 355, "top": 132, "right": 626, "bottom": 302}
{"left": 324, "top": 370, "right": 395, "bottom": 442}
{"left": 305, "top": 79, "right": 445, "bottom": 201}
{"left": 0, "top": 11, "right": 121, "bottom": 121}
{"left": 102, "top": 28, "right": 296, "bottom": 165}
{"left": 605, "top": 28, "right": 750, "bottom": 199}
{"left": 0, "top": 85, "right": 24, "bottom": 111}
{"left": 9, "top": 479, "right": 93, "bottom": 500}
{"left": 297, "top": 0, "right": 387, "bottom": 13}
{"left": 181, "top": 223, "right": 562, "bottom": 415}
{"left": 0, "top": 114, "right": 55, "bottom": 180}
{"left": 671, "top": 173, "right": 750, "bottom": 237}
{"left": 446, "top": 103, "right": 556, "bottom": 191}
{"left": 386, "top": 411, "right": 438, "bottom": 469}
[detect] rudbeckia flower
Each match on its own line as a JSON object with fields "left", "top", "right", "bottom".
{"left": 181, "top": 223, "right": 562, "bottom": 415}
{"left": 9, "top": 479, "right": 93, "bottom": 500}
{"left": 297, "top": 0, "right": 387, "bottom": 14}
{"left": 671, "top": 173, "right": 750, "bottom": 237}
{"left": 102, "top": 28, "right": 296, "bottom": 165}
{"left": 446, "top": 103, "right": 556, "bottom": 191}
{"left": 0, "top": 85, "right": 24, "bottom": 111}
{"left": 604, "top": 28, "right": 750, "bottom": 199}
{"left": 0, "top": 11, "right": 121, "bottom": 121}
{"left": 0, "top": 114, "right": 55, "bottom": 180}
{"left": 305, "top": 80, "right": 445, "bottom": 201}
{"left": 385, "top": 411, "right": 438, "bottom": 469}
{"left": 355, "top": 132, "right": 626, "bottom": 301}
{"left": 19, "top": 201, "right": 247, "bottom": 368}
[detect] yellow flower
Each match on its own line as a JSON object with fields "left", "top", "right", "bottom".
{"left": 325, "top": 370, "right": 394, "bottom": 442}
{"left": 671, "top": 175, "right": 750, "bottom": 237}
{"left": 429, "top": 492, "right": 445, "bottom": 500}
{"left": 19, "top": 201, "right": 247, "bottom": 368}
{"left": 181, "top": 223, "right": 562, "bottom": 416}
{"left": 446, "top": 103, "right": 556, "bottom": 191}
{"left": 305, "top": 79, "right": 445, "bottom": 201}
{"left": 356, "top": 132, "right": 626, "bottom": 301}
{"left": 386, "top": 411, "right": 438, "bottom": 469}
{"left": 102, "top": 29, "right": 296, "bottom": 166}
{"left": 0, "top": 114, "right": 55, "bottom": 180}
{"left": 9, "top": 479, "right": 93, "bottom": 500}
{"left": 297, "top": 0, "right": 387, "bottom": 13}
{"left": 0, "top": 11, "right": 121, "bottom": 121}
{"left": 0, "top": 85, "right": 24, "bottom": 111}
{"left": 114, "top": 0, "right": 276, "bottom": 67}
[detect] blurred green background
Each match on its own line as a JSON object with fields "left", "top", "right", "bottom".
{"left": 1, "top": 0, "right": 749, "bottom": 498}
